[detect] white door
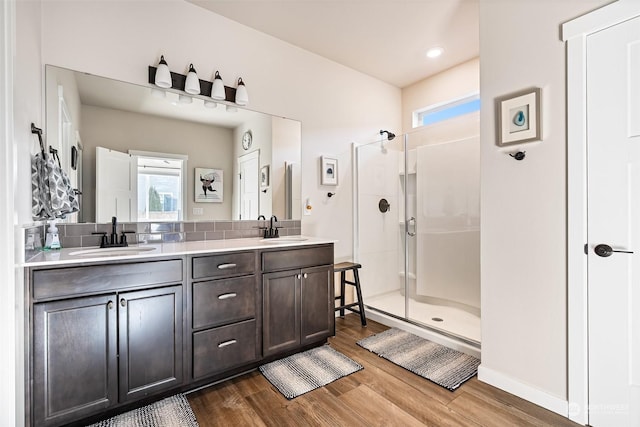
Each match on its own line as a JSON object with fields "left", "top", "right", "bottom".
{"left": 587, "top": 15, "right": 640, "bottom": 427}
{"left": 95, "top": 147, "right": 136, "bottom": 222}
{"left": 237, "top": 151, "right": 259, "bottom": 220}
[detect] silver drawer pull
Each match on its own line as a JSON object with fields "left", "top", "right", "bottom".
{"left": 217, "top": 263, "right": 237, "bottom": 270}
{"left": 218, "top": 293, "right": 237, "bottom": 300}
{"left": 218, "top": 339, "right": 237, "bottom": 348}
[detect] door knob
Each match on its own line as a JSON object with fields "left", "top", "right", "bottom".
{"left": 594, "top": 243, "right": 634, "bottom": 257}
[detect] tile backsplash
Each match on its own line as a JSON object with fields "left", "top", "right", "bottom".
{"left": 24, "top": 220, "right": 302, "bottom": 252}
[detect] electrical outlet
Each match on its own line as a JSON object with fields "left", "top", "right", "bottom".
{"left": 192, "top": 207, "right": 204, "bottom": 216}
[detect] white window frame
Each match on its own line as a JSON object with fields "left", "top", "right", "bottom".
{"left": 412, "top": 92, "right": 480, "bottom": 129}
{"left": 129, "top": 150, "right": 188, "bottom": 221}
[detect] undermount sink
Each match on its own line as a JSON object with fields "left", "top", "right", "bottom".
{"left": 68, "top": 247, "right": 158, "bottom": 257}
{"left": 259, "top": 236, "right": 308, "bottom": 243}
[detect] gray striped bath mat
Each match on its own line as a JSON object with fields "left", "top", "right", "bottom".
{"left": 259, "top": 345, "right": 363, "bottom": 399}
{"left": 357, "top": 328, "right": 479, "bottom": 391}
{"left": 87, "top": 394, "right": 198, "bottom": 426}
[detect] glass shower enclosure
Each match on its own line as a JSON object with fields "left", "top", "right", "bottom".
{"left": 354, "top": 130, "right": 480, "bottom": 346}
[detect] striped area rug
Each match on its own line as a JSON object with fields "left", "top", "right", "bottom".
{"left": 87, "top": 394, "right": 198, "bottom": 427}
{"left": 357, "top": 328, "right": 479, "bottom": 391}
{"left": 259, "top": 345, "right": 363, "bottom": 399}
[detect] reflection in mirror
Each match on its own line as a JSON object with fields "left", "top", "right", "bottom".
{"left": 45, "top": 65, "right": 302, "bottom": 223}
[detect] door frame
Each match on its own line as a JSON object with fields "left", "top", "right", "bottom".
{"left": 0, "top": 2, "right": 16, "bottom": 427}
{"left": 563, "top": 1, "right": 640, "bottom": 424}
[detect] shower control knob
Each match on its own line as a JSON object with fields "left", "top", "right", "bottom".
{"left": 594, "top": 243, "right": 634, "bottom": 257}
{"left": 378, "top": 198, "right": 390, "bottom": 213}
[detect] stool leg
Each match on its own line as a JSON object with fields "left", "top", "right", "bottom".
{"left": 353, "top": 268, "right": 367, "bottom": 326}
{"left": 339, "top": 271, "right": 346, "bottom": 317}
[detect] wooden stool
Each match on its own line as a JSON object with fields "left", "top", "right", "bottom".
{"left": 334, "top": 262, "right": 367, "bottom": 326}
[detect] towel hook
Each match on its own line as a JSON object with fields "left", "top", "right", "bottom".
{"left": 509, "top": 151, "right": 526, "bottom": 161}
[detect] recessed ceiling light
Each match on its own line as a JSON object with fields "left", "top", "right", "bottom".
{"left": 426, "top": 47, "right": 443, "bottom": 58}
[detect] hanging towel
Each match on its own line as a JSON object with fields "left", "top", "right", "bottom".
{"left": 31, "top": 125, "right": 79, "bottom": 220}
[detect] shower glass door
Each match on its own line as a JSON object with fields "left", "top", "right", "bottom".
{"left": 355, "top": 130, "right": 480, "bottom": 345}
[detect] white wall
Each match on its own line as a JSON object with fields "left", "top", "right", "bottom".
{"left": 34, "top": 0, "right": 401, "bottom": 259}
{"left": 402, "top": 58, "right": 479, "bottom": 134}
{"left": 479, "top": 0, "right": 613, "bottom": 411}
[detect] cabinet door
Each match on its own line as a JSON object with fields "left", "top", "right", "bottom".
{"left": 301, "top": 265, "right": 335, "bottom": 345}
{"left": 119, "top": 285, "right": 183, "bottom": 402}
{"left": 33, "top": 295, "right": 117, "bottom": 427}
{"left": 263, "top": 270, "right": 300, "bottom": 356}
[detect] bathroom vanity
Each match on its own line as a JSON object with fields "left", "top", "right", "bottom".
{"left": 24, "top": 238, "right": 334, "bottom": 426}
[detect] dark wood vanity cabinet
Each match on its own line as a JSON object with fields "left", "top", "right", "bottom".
{"left": 27, "top": 243, "right": 335, "bottom": 426}
{"left": 33, "top": 295, "right": 117, "bottom": 427}
{"left": 29, "top": 259, "right": 185, "bottom": 427}
{"left": 189, "top": 252, "right": 260, "bottom": 380}
{"left": 262, "top": 245, "right": 335, "bottom": 357}
{"left": 118, "top": 285, "right": 183, "bottom": 402}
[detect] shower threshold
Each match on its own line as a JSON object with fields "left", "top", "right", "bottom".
{"left": 363, "top": 292, "right": 481, "bottom": 347}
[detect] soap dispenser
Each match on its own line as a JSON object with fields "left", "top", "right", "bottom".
{"left": 44, "top": 221, "right": 61, "bottom": 250}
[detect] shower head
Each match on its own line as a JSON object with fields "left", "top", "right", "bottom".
{"left": 380, "top": 129, "right": 396, "bottom": 141}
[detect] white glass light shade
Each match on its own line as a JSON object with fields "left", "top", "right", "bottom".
{"left": 235, "top": 77, "right": 249, "bottom": 106}
{"left": 211, "top": 71, "right": 226, "bottom": 101}
{"left": 155, "top": 55, "right": 172, "bottom": 88}
{"left": 184, "top": 64, "right": 200, "bottom": 95}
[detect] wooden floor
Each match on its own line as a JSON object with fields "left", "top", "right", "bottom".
{"left": 188, "top": 315, "right": 580, "bottom": 427}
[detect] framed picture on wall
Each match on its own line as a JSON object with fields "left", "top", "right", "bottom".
{"left": 496, "top": 88, "right": 542, "bottom": 146}
{"left": 321, "top": 156, "right": 338, "bottom": 186}
{"left": 261, "top": 165, "right": 270, "bottom": 187}
{"left": 195, "top": 167, "right": 223, "bottom": 203}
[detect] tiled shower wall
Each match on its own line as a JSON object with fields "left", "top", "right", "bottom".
{"left": 24, "top": 219, "right": 301, "bottom": 253}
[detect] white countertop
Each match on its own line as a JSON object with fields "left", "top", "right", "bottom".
{"left": 24, "top": 236, "right": 336, "bottom": 267}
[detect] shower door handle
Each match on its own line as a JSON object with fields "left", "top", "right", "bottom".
{"left": 406, "top": 217, "right": 416, "bottom": 237}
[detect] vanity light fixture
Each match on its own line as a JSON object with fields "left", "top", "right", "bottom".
{"left": 211, "top": 71, "right": 226, "bottom": 100}
{"left": 184, "top": 64, "right": 200, "bottom": 95}
{"left": 204, "top": 100, "right": 217, "bottom": 108}
{"left": 226, "top": 105, "right": 238, "bottom": 113}
{"left": 154, "top": 55, "right": 172, "bottom": 88}
{"left": 235, "top": 77, "right": 249, "bottom": 106}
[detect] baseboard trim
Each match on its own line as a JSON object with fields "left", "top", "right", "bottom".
{"left": 478, "top": 365, "right": 568, "bottom": 417}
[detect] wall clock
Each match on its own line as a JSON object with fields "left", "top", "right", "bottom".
{"left": 242, "top": 130, "right": 253, "bottom": 150}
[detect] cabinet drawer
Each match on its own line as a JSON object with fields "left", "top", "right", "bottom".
{"left": 192, "top": 320, "right": 257, "bottom": 379}
{"left": 192, "top": 252, "right": 255, "bottom": 279}
{"left": 192, "top": 276, "right": 256, "bottom": 329}
{"left": 32, "top": 259, "right": 183, "bottom": 300}
{"left": 262, "top": 245, "right": 333, "bottom": 272}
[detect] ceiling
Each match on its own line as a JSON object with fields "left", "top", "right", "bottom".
{"left": 187, "top": 0, "right": 479, "bottom": 88}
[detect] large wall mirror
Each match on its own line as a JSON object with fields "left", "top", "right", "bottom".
{"left": 45, "top": 65, "right": 302, "bottom": 223}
